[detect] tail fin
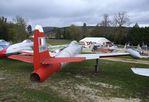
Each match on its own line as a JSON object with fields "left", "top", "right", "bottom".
{"left": 31, "top": 25, "right": 85, "bottom": 82}
{"left": 34, "top": 25, "right": 51, "bottom": 70}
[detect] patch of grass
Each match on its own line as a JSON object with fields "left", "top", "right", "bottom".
{"left": 0, "top": 58, "right": 149, "bottom": 101}
{"left": 0, "top": 84, "right": 67, "bottom": 102}
{"left": 21, "top": 89, "right": 67, "bottom": 102}
{"left": 53, "top": 60, "right": 149, "bottom": 99}
{"left": 0, "top": 58, "right": 68, "bottom": 102}
{"left": 98, "top": 60, "right": 149, "bottom": 98}
{"left": 117, "top": 55, "right": 149, "bottom": 61}
{"left": 0, "top": 58, "right": 33, "bottom": 73}
{"left": 114, "top": 55, "right": 132, "bottom": 59}
{"left": 47, "top": 39, "right": 71, "bottom": 45}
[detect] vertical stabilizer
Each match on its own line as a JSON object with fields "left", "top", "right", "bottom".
{"left": 31, "top": 25, "right": 61, "bottom": 82}
{"left": 34, "top": 25, "right": 50, "bottom": 70}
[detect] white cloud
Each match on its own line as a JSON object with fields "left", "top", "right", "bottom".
{"left": 0, "top": 0, "right": 149, "bottom": 27}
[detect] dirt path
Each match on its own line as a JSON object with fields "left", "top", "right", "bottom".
{"left": 32, "top": 76, "right": 141, "bottom": 102}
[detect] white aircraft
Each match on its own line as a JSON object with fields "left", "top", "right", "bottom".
{"left": 0, "top": 40, "right": 10, "bottom": 50}
{"left": 127, "top": 48, "right": 149, "bottom": 59}
{"left": 131, "top": 68, "right": 149, "bottom": 77}
{"left": 0, "top": 39, "right": 33, "bottom": 58}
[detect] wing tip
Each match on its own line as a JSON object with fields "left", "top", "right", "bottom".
{"left": 131, "top": 67, "right": 149, "bottom": 77}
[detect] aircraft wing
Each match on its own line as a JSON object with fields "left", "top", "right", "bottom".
{"left": 98, "top": 52, "right": 129, "bottom": 58}
{"left": 8, "top": 55, "right": 87, "bottom": 64}
{"left": 42, "top": 57, "right": 86, "bottom": 64}
{"left": 131, "top": 68, "right": 149, "bottom": 77}
{"left": 43, "top": 53, "right": 100, "bottom": 64}
{"left": 8, "top": 55, "right": 33, "bottom": 63}
{"left": 48, "top": 44, "right": 68, "bottom": 53}
{"left": 75, "top": 54, "right": 100, "bottom": 60}
{"left": 75, "top": 52, "right": 129, "bottom": 60}
{"left": 127, "top": 48, "right": 149, "bottom": 59}
{"left": 48, "top": 44, "right": 68, "bottom": 49}
{"left": 8, "top": 52, "right": 129, "bottom": 64}
{"left": 20, "top": 50, "right": 33, "bottom": 55}
{"left": 20, "top": 50, "right": 57, "bottom": 57}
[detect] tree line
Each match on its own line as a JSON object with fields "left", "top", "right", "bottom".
{"left": 54, "top": 24, "right": 149, "bottom": 45}
{"left": 53, "top": 12, "right": 149, "bottom": 45}
{"left": 0, "top": 16, "right": 31, "bottom": 43}
{"left": 0, "top": 12, "right": 149, "bottom": 45}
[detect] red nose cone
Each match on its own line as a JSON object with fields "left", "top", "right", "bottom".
{"left": 0, "top": 48, "right": 7, "bottom": 58}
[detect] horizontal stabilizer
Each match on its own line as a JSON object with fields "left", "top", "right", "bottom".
{"left": 75, "top": 54, "right": 100, "bottom": 60}
{"left": 131, "top": 68, "right": 149, "bottom": 77}
{"left": 42, "top": 57, "right": 86, "bottom": 64}
{"left": 8, "top": 55, "right": 33, "bottom": 63}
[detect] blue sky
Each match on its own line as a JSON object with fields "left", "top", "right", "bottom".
{"left": 0, "top": 0, "right": 149, "bottom": 27}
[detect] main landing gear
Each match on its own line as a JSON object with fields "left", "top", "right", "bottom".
{"left": 95, "top": 59, "right": 101, "bottom": 73}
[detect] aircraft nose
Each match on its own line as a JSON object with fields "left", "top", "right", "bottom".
{"left": 0, "top": 48, "right": 7, "bottom": 58}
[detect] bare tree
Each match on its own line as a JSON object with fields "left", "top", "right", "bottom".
{"left": 112, "top": 12, "right": 130, "bottom": 44}
{"left": 113, "top": 12, "right": 130, "bottom": 27}
{"left": 13, "top": 16, "right": 27, "bottom": 27}
{"left": 12, "top": 16, "right": 28, "bottom": 42}
{"left": 100, "top": 14, "right": 111, "bottom": 27}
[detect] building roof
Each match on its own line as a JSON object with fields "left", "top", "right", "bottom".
{"left": 80, "top": 37, "right": 111, "bottom": 43}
